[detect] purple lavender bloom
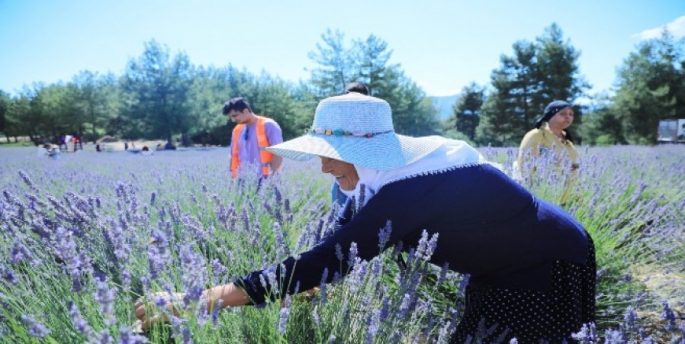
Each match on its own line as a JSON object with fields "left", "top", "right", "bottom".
{"left": 571, "top": 322, "right": 599, "bottom": 343}
{"left": 284, "top": 199, "right": 293, "bottom": 222}
{"left": 179, "top": 244, "right": 207, "bottom": 308}
{"left": 18, "top": 170, "right": 39, "bottom": 192}
{"left": 379, "top": 297, "right": 391, "bottom": 322}
{"left": 318, "top": 268, "right": 329, "bottom": 304}
{"left": 273, "top": 222, "right": 289, "bottom": 258}
{"left": 105, "top": 225, "right": 130, "bottom": 262}
{"left": 623, "top": 306, "right": 637, "bottom": 332}
{"left": 122, "top": 269, "right": 131, "bottom": 292}
{"left": 458, "top": 274, "right": 471, "bottom": 297}
{"left": 436, "top": 262, "right": 449, "bottom": 286}
{"left": 117, "top": 326, "right": 148, "bottom": 344}
{"left": 416, "top": 230, "right": 439, "bottom": 261}
{"left": 436, "top": 320, "right": 453, "bottom": 343}
{"left": 70, "top": 302, "right": 93, "bottom": 338}
{"left": 21, "top": 315, "right": 51, "bottom": 338}
{"left": 357, "top": 184, "right": 366, "bottom": 212}
{"left": 331, "top": 271, "right": 341, "bottom": 284}
{"left": 10, "top": 239, "right": 41, "bottom": 267}
{"left": 211, "top": 259, "right": 228, "bottom": 283}
{"left": 378, "top": 220, "right": 392, "bottom": 250}
{"left": 347, "top": 259, "right": 367, "bottom": 294}
{"left": 273, "top": 186, "right": 283, "bottom": 207}
{"left": 182, "top": 327, "right": 193, "bottom": 344}
{"left": 347, "top": 242, "right": 358, "bottom": 267}
{"left": 3, "top": 190, "right": 24, "bottom": 208}
{"left": 278, "top": 307, "right": 290, "bottom": 334}
{"left": 147, "top": 230, "right": 170, "bottom": 279}
{"left": 370, "top": 258, "right": 383, "bottom": 279}
{"left": 96, "top": 329, "right": 114, "bottom": 344}
{"left": 365, "top": 309, "right": 380, "bottom": 344}
{"left": 396, "top": 293, "right": 412, "bottom": 321}
{"left": 240, "top": 208, "right": 251, "bottom": 234}
{"left": 94, "top": 279, "right": 118, "bottom": 326}
{"left": 211, "top": 299, "right": 223, "bottom": 327}
{"left": 52, "top": 227, "right": 93, "bottom": 292}
{"left": 604, "top": 329, "right": 623, "bottom": 343}
{"left": 661, "top": 301, "right": 678, "bottom": 331}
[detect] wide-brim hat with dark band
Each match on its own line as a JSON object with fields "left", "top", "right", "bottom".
{"left": 266, "top": 93, "right": 445, "bottom": 171}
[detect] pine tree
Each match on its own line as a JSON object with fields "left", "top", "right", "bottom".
{"left": 450, "top": 82, "right": 484, "bottom": 141}
{"left": 612, "top": 30, "right": 685, "bottom": 144}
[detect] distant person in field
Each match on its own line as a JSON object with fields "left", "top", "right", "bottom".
{"left": 72, "top": 135, "right": 83, "bottom": 152}
{"left": 136, "top": 93, "right": 596, "bottom": 343}
{"left": 222, "top": 97, "right": 283, "bottom": 179}
{"left": 140, "top": 146, "right": 153, "bottom": 156}
{"left": 40, "top": 143, "right": 60, "bottom": 159}
{"left": 59, "top": 135, "right": 67, "bottom": 151}
{"left": 516, "top": 100, "right": 579, "bottom": 204}
{"left": 331, "top": 82, "right": 371, "bottom": 208}
{"left": 517, "top": 100, "right": 578, "bottom": 173}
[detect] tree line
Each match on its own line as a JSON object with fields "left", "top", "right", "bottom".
{"left": 1, "top": 24, "right": 683, "bottom": 147}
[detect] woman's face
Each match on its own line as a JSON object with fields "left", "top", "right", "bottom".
{"left": 320, "top": 157, "right": 359, "bottom": 191}
{"left": 548, "top": 107, "right": 574, "bottom": 131}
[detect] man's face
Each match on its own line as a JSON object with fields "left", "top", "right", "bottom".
{"left": 226, "top": 109, "right": 250, "bottom": 124}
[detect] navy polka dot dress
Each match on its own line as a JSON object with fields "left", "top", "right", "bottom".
{"left": 453, "top": 233, "right": 596, "bottom": 343}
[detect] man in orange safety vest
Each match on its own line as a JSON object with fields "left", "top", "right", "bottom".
{"left": 222, "top": 97, "right": 283, "bottom": 179}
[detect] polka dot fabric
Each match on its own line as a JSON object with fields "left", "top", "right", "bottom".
{"left": 453, "top": 233, "right": 596, "bottom": 343}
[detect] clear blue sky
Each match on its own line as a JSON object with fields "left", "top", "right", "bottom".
{"left": 1, "top": 0, "right": 683, "bottom": 97}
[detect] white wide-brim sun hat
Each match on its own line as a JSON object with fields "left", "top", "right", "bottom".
{"left": 267, "top": 93, "right": 446, "bottom": 171}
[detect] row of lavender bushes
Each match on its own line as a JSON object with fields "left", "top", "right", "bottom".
{"left": 0, "top": 145, "right": 683, "bottom": 343}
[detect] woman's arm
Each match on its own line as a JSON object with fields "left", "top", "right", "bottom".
{"left": 203, "top": 283, "right": 251, "bottom": 310}
{"left": 134, "top": 283, "right": 250, "bottom": 330}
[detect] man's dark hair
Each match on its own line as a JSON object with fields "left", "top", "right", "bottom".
{"left": 222, "top": 97, "right": 253, "bottom": 114}
{"left": 344, "top": 82, "right": 369, "bottom": 95}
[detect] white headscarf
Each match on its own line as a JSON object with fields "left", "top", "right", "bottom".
{"left": 339, "top": 138, "right": 496, "bottom": 208}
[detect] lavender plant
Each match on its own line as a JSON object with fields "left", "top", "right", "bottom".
{"left": 0, "top": 145, "right": 683, "bottom": 343}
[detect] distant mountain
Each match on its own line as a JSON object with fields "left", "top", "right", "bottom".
{"left": 429, "top": 94, "right": 460, "bottom": 120}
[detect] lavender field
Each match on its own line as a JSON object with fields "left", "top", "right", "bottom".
{"left": 1, "top": 145, "right": 684, "bottom": 343}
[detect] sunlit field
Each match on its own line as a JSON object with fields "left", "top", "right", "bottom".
{"left": 0, "top": 145, "right": 683, "bottom": 343}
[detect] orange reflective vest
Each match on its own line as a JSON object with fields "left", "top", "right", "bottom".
{"left": 231, "top": 116, "right": 275, "bottom": 178}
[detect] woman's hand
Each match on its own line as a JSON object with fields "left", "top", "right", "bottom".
{"left": 133, "top": 292, "right": 185, "bottom": 330}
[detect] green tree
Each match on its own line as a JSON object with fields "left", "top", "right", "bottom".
{"left": 121, "top": 40, "right": 194, "bottom": 143}
{"left": 534, "top": 23, "right": 588, "bottom": 105}
{"left": 0, "top": 90, "right": 10, "bottom": 141}
{"left": 449, "top": 82, "right": 484, "bottom": 141}
{"left": 612, "top": 30, "right": 685, "bottom": 144}
{"left": 71, "top": 71, "right": 120, "bottom": 142}
{"left": 13, "top": 84, "right": 55, "bottom": 143}
{"left": 308, "top": 31, "right": 440, "bottom": 136}
{"left": 477, "top": 40, "right": 538, "bottom": 146}
{"left": 477, "top": 24, "right": 587, "bottom": 146}
{"left": 40, "top": 82, "right": 82, "bottom": 140}
{"left": 308, "top": 29, "right": 354, "bottom": 98}
{"left": 578, "top": 92, "right": 625, "bottom": 145}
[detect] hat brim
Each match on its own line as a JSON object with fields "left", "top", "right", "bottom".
{"left": 266, "top": 132, "right": 445, "bottom": 170}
